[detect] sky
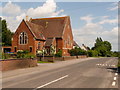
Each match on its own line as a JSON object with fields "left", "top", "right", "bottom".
{"left": 0, "top": 0, "right": 119, "bottom": 51}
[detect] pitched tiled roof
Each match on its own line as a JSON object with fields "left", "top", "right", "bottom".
{"left": 45, "top": 38, "right": 53, "bottom": 46}
{"left": 30, "top": 16, "right": 69, "bottom": 38}
{"left": 25, "top": 21, "right": 45, "bottom": 40}
{"left": 73, "top": 41, "right": 80, "bottom": 47}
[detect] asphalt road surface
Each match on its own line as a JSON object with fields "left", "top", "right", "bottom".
{"left": 2, "top": 57, "right": 118, "bottom": 89}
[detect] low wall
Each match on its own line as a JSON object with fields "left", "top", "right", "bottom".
{"left": 39, "top": 55, "right": 87, "bottom": 62}
{"left": 0, "top": 58, "right": 38, "bottom": 71}
{"left": 77, "top": 55, "right": 88, "bottom": 58}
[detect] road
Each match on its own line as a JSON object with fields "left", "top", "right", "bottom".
{"left": 2, "top": 57, "right": 118, "bottom": 89}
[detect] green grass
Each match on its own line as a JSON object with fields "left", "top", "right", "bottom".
{"left": 37, "top": 61, "right": 53, "bottom": 63}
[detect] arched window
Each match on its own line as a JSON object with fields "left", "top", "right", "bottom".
{"left": 19, "top": 32, "right": 28, "bottom": 44}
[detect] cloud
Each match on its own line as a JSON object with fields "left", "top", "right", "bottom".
{"left": 108, "top": 2, "right": 118, "bottom": 11}
{"left": 99, "top": 18, "right": 117, "bottom": 25}
{"left": 73, "top": 15, "right": 118, "bottom": 51}
{"left": 2, "top": 1, "right": 21, "bottom": 16}
{"left": 16, "top": 0, "right": 64, "bottom": 20}
{"left": 16, "top": 13, "right": 26, "bottom": 21}
{"left": 80, "top": 15, "right": 94, "bottom": 23}
{"left": 26, "top": 0, "right": 57, "bottom": 17}
{"left": 1, "top": 0, "right": 65, "bottom": 32}
{"left": 101, "top": 27, "right": 118, "bottom": 38}
{"left": 1, "top": 16, "right": 20, "bottom": 32}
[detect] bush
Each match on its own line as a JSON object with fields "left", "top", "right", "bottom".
{"left": 55, "top": 50, "right": 62, "bottom": 57}
{"left": 2, "top": 53, "right": 10, "bottom": 59}
{"left": 24, "top": 53, "right": 36, "bottom": 59}
{"left": 17, "top": 50, "right": 36, "bottom": 59}
{"left": 69, "top": 48, "right": 87, "bottom": 56}
{"left": 87, "top": 50, "right": 98, "bottom": 57}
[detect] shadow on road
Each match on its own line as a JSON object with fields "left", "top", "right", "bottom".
{"left": 106, "top": 67, "right": 118, "bottom": 73}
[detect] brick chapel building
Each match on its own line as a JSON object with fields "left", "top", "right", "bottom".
{"left": 11, "top": 16, "right": 74, "bottom": 56}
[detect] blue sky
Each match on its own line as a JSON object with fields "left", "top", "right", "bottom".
{"left": 0, "top": 0, "right": 118, "bottom": 51}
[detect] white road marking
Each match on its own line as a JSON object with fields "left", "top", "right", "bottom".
{"left": 102, "top": 64, "right": 104, "bottom": 66}
{"left": 115, "top": 73, "right": 118, "bottom": 76}
{"left": 34, "top": 75, "right": 68, "bottom": 89}
{"left": 114, "top": 77, "right": 117, "bottom": 81}
{"left": 106, "top": 64, "right": 107, "bottom": 66}
{"left": 100, "top": 64, "right": 101, "bottom": 65}
{"left": 112, "top": 81, "right": 116, "bottom": 86}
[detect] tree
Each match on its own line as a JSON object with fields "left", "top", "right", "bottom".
{"left": 1, "top": 18, "right": 14, "bottom": 46}
{"left": 92, "top": 37, "right": 112, "bottom": 57}
{"left": 87, "top": 50, "right": 98, "bottom": 57}
{"left": 69, "top": 47, "right": 87, "bottom": 56}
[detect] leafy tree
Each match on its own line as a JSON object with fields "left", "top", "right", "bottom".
{"left": 1, "top": 18, "right": 14, "bottom": 46}
{"left": 112, "top": 51, "right": 120, "bottom": 57}
{"left": 87, "top": 50, "right": 98, "bottom": 57}
{"left": 92, "top": 37, "right": 112, "bottom": 57}
{"left": 103, "top": 41, "right": 112, "bottom": 51}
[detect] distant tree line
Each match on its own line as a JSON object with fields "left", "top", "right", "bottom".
{"left": 69, "top": 37, "right": 120, "bottom": 57}
{"left": 0, "top": 18, "right": 14, "bottom": 46}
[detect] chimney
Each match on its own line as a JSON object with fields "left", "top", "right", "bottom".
{"left": 26, "top": 15, "right": 29, "bottom": 21}
{"left": 29, "top": 18, "right": 32, "bottom": 22}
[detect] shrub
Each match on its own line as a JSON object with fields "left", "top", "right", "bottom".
{"left": 2, "top": 53, "right": 10, "bottom": 59}
{"left": 69, "top": 48, "right": 87, "bottom": 56}
{"left": 55, "top": 50, "right": 62, "bottom": 57}
{"left": 24, "top": 53, "right": 36, "bottom": 59}
{"left": 87, "top": 50, "right": 98, "bottom": 57}
{"left": 17, "top": 50, "right": 36, "bottom": 59}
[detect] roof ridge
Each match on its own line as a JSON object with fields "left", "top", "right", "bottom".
{"left": 31, "top": 16, "right": 69, "bottom": 20}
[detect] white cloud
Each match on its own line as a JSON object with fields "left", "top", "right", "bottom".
{"left": 102, "top": 27, "right": 118, "bottom": 38}
{"left": 19, "top": 0, "right": 64, "bottom": 18}
{"left": 2, "top": 0, "right": 65, "bottom": 32}
{"left": 101, "top": 16, "right": 110, "bottom": 19}
{"left": 108, "top": 2, "right": 118, "bottom": 11}
{"left": 99, "top": 18, "right": 117, "bottom": 25}
{"left": 16, "top": 13, "right": 26, "bottom": 21}
{"left": 2, "top": 1, "right": 21, "bottom": 16}
{"left": 109, "top": 6, "right": 118, "bottom": 11}
{"left": 73, "top": 15, "right": 118, "bottom": 51}
{"left": 2, "top": 16, "right": 20, "bottom": 32}
{"left": 80, "top": 15, "right": 94, "bottom": 23}
{"left": 52, "top": 9, "right": 64, "bottom": 16}
{"left": 15, "top": 0, "right": 65, "bottom": 21}
{"left": 26, "top": 0, "right": 57, "bottom": 17}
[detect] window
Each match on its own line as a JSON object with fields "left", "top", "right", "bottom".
{"left": 38, "top": 42, "right": 41, "bottom": 50}
{"left": 19, "top": 32, "right": 28, "bottom": 44}
{"left": 14, "top": 47, "right": 17, "bottom": 52}
{"left": 29, "top": 47, "right": 32, "bottom": 52}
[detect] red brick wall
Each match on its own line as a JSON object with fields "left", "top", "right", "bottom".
{"left": 38, "top": 55, "right": 87, "bottom": 62}
{"left": 62, "top": 17, "right": 73, "bottom": 56}
{"left": 56, "top": 38, "right": 63, "bottom": 52}
{"left": 0, "top": 59, "right": 37, "bottom": 71}
{"left": 11, "top": 20, "right": 44, "bottom": 55}
{"left": 35, "top": 41, "right": 45, "bottom": 51}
